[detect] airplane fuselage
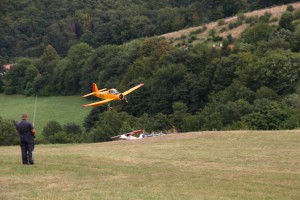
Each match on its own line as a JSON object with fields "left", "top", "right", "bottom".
{"left": 95, "top": 90, "right": 124, "bottom": 101}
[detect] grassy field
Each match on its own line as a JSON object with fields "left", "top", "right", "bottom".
{"left": 0, "top": 94, "right": 92, "bottom": 136}
{"left": 1, "top": 130, "right": 299, "bottom": 200}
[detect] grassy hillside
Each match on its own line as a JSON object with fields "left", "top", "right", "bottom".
{"left": 162, "top": 2, "right": 300, "bottom": 41}
{"left": 0, "top": 94, "right": 92, "bottom": 136}
{"left": 0, "top": 130, "right": 299, "bottom": 199}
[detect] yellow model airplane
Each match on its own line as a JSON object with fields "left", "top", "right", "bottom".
{"left": 82, "top": 83, "right": 144, "bottom": 108}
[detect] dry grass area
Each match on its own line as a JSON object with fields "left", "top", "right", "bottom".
{"left": 161, "top": 2, "right": 300, "bottom": 40}
{"left": 1, "top": 130, "right": 300, "bottom": 199}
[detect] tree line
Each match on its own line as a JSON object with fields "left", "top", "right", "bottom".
{"left": 2, "top": 4, "right": 300, "bottom": 145}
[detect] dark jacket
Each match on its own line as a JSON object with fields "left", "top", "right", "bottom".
{"left": 16, "top": 120, "right": 34, "bottom": 143}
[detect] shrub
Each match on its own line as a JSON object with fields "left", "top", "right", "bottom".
{"left": 217, "top": 19, "right": 226, "bottom": 26}
{"left": 282, "top": 113, "right": 300, "bottom": 129}
{"left": 180, "top": 34, "right": 187, "bottom": 40}
{"left": 212, "top": 36, "right": 223, "bottom": 42}
{"left": 279, "top": 11, "right": 295, "bottom": 31}
{"left": 287, "top": 5, "right": 294, "bottom": 12}
{"left": 219, "top": 27, "right": 228, "bottom": 33}
{"left": 190, "top": 26, "right": 207, "bottom": 35}
{"left": 241, "top": 23, "right": 273, "bottom": 44}
{"left": 182, "top": 115, "right": 200, "bottom": 132}
{"left": 228, "top": 19, "right": 243, "bottom": 30}
{"left": 256, "top": 86, "right": 279, "bottom": 100}
{"left": 64, "top": 123, "right": 82, "bottom": 135}
{"left": 245, "top": 16, "right": 258, "bottom": 25}
{"left": 190, "top": 34, "right": 197, "bottom": 40}
{"left": 237, "top": 13, "right": 246, "bottom": 21}
{"left": 88, "top": 126, "right": 114, "bottom": 142}
{"left": 224, "top": 121, "right": 249, "bottom": 130}
{"left": 270, "top": 17, "right": 278, "bottom": 22}
{"left": 42, "top": 120, "right": 63, "bottom": 139}
{"left": 42, "top": 121, "right": 85, "bottom": 143}
{"left": 47, "top": 132, "right": 76, "bottom": 144}
{"left": 259, "top": 12, "right": 272, "bottom": 23}
{"left": 293, "top": 9, "right": 300, "bottom": 19}
{"left": 242, "top": 100, "right": 289, "bottom": 130}
{"left": 0, "top": 117, "right": 19, "bottom": 146}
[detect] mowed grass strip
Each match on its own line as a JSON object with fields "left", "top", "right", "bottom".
{"left": 0, "top": 130, "right": 300, "bottom": 200}
{"left": 0, "top": 94, "right": 92, "bottom": 136}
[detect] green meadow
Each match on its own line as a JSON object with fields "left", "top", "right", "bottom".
{"left": 1, "top": 130, "right": 300, "bottom": 200}
{"left": 0, "top": 94, "right": 92, "bottom": 136}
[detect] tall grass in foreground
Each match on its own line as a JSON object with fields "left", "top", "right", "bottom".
{"left": 0, "top": 94, "right": 92, "bottom": 136}
{"left": 0, "top": 131, "right": 299, "bottom": 200}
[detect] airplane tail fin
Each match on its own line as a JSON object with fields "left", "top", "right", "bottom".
{"left": 82, "top": 83, "right": 98, "bottom": 98}
{"left": 93, "top": 83, "right": 99, "bottom": 93}
{"left": 82, "top": 83, "right": 107, "bottom": 98}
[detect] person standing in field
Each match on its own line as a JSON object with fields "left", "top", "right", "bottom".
{"left": 16, "top": 113, "right": 36, "bottom": 165}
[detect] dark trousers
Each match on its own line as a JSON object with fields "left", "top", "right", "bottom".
{"left": 20, "top": 141, "right": 34, "bottom": 164}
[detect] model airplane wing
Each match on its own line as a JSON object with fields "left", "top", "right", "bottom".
{"left": 122, "top": 83, "right": 144, "bottom": 96}
{"left": 129, "top": 130, "right": 144, "bottom": 136}
{"left": 83, "top": 98, "right": 113, "bottom": 107}
{"left": 111, "top": 134, "right": 128, "bottom": 140}
{"left": 111, "top": 135, "right": 121, "bottom": 139}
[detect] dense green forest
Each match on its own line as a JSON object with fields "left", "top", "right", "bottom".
{"left": 0, "top": 0, "right": 298, "bottom": 59}
{"left": 1, "top": 1, "right": 300, "bottom": 144}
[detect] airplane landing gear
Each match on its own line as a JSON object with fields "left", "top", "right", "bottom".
{"left": 107, "top": 103, "right": 113, "bottom": 111}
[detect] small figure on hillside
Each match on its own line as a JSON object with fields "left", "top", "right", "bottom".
{"left": 16, "top": 113, "right": 36, "bottom": 165}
